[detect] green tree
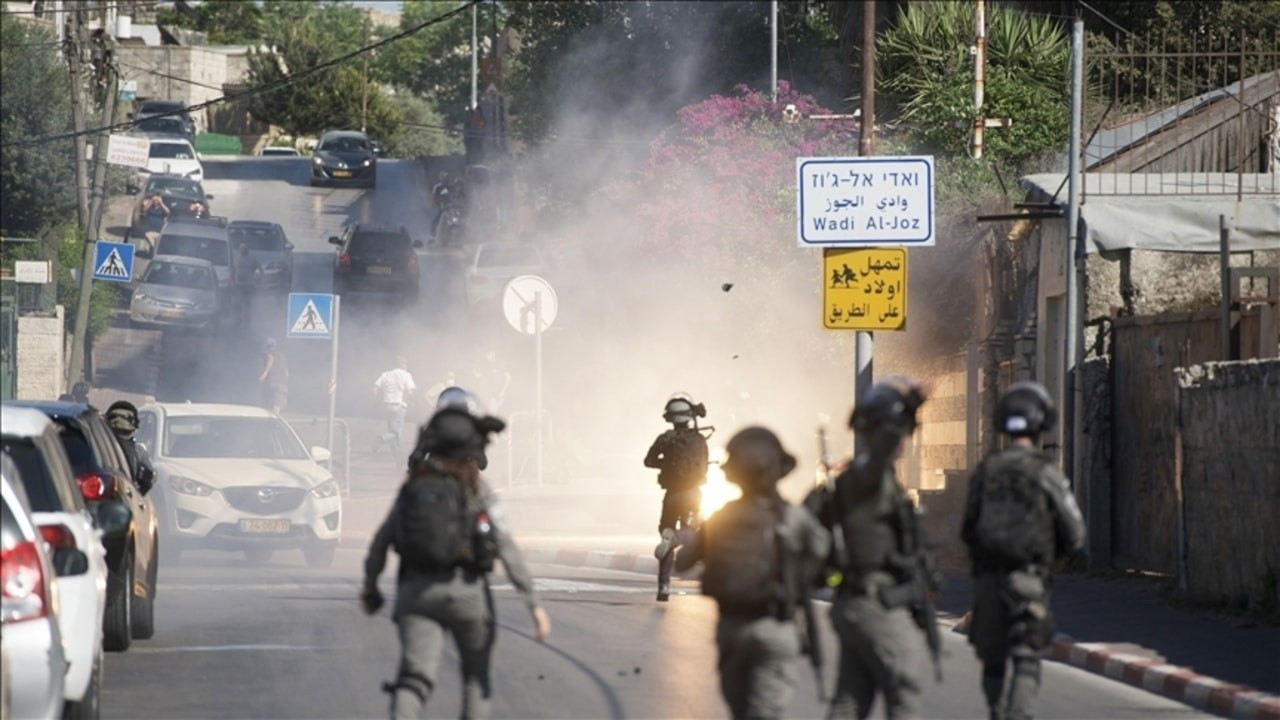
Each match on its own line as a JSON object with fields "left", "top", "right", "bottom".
{"left": 158, "top": 0, "right": 264, "bottom": 45}
{"left": 0, "top": 16, "right": 76, "bottom": 238}
{"left": 244, "top": 4, "right": 398, "bottom": 139}
{"left": 374, "top": 1, "right": 496, "bottom": 122}
{"left": 383, "top": 93, "right": 462, "bottom": 158}
{"left": 876, "top": 2, "right": 1070, "bottom": 176}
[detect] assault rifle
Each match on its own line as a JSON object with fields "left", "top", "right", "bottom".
{"left": 797, "top": 426, "right": 832, "bottom": 703}
{"left": 895, "top": 498, "right": 944, "bottom": 683}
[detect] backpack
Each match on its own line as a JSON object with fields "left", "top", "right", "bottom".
{"left": 657, "top": 430, "right": 709, "bottom": 489}
{"left": 395, "top": 472, "right": 474, "bottom": 572}
{"left": 701, "top": 497, "right": 791, "bottom": 617}
{"left": 973, "top": 451, "right": 1054, "bottom": 569}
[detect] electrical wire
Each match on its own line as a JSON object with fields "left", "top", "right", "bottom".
{"left": 0, "top": 1, "right": 161, "bottom": 16}
{"left": 1, "top": 0, "right": 482, "bottom": 149}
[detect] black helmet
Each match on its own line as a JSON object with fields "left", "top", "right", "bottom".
{"left": 410, "top": 406, "right": 505, "bottom": 468}
{"left": 721, "top": 426, "right": 796, "bottom": 487}
{"left": 849, "top": 376, "right": 927, "bottom": 437}
{"left": 105, "top": 401, "right": 139, "bottom": 434}
{"left": 995, "top": 381, "right": 1056, "bottom": 437}
{"left": 662, "top": 393, "right": 706, "bottom": 426}
{"left": 71, "top": 381, "right": 91, "bottom": 402}
{"left": 436, "top": 386, "right": 485, "bottom": 415}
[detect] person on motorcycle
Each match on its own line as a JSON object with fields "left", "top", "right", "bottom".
{"left": 645, "top": 393, "right": 710, "bottom": 601}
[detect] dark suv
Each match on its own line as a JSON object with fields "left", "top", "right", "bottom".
{"left": 7, "top": 402, "right": 160, "bottom": 650}
{"left": 329, "top": 224, "right": 423, "bottom": 304}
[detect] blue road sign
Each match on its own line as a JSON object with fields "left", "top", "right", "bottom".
{"left": 92, "top": 241, "right": 135, "bottom": 283}
{"left": 287, "top": 293, "right": 334, "bottom": 339}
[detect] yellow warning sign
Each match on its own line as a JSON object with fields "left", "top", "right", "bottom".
{"left": 822, "top": 248, "right": 907, "bottom": 331}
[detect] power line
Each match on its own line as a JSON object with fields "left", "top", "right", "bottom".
{"left": 0, "top": 1, "right": 161, "bottom": 16}
{"left": 2, "top": 0, "right": 482, "bottom": 149}
{"left": 115, "top": 59, "right": 223, "bottom": 91}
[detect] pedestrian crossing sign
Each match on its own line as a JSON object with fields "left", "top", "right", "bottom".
{"left": 92, "top": 241, "right": 135, "bottom": 283}
{"left": 287, "top": 293, "right": 334, "bottom": 339}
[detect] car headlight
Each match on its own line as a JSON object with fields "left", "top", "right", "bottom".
{"left": 169, "top": 476, "right": 215, "bottom": 497}
{"left": 362, "top": 159, "right": 371, "bottom": 167}
{"left": 312, "top": 155, "right": 323, "bottom": 164}
{"left": 310, "top": 479, "right": 339, "bottom": 499}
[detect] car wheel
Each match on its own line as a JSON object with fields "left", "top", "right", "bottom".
{"left": 130, "top": 542, "right": 158, "bottom": 640}
{"left": 304, "top": 542, "right": 337, "bottom": 569}
{"left": 244, "top": 547, "right": 273, "bottom": 565}
{"left": 103, "top": 553, "right": 134, "bottom": 652}
{"left": 61, "top": 647, "right": 102, "bottom": 720}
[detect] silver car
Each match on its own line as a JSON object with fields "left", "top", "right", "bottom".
{"left": 130, "top": 254, "right": 220, "bottom": 328}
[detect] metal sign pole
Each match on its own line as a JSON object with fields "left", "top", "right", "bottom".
{"left": 534, "top": 291, "right": 544, "bottom": 487}
{"left": 327, "top": 296, "right": 341, "bottom": 467}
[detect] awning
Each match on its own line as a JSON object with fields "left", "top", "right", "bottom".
{"left": 1021, "top": 173, "right": 1280, "bottom": 253}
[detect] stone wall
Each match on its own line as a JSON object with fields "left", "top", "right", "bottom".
{"left": 116, "top": 46, "right": 230, "bottom": 131}
{"left": 16, "top": 307, "right": 64, "bottom": 400}
{"left": 1175, "top": 359, "right": 1280, "bottom": 610}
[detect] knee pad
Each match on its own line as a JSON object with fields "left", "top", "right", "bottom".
{"left": 384, "top": 671, "right": 432, "bottom": 701}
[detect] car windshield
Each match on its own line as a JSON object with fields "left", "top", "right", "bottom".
{"left": 143, "top": 261, "right": 216, "bottom": 291}
{"left": 229, "top": 225, "right": 284, "bottom": 252}
{"left": 478, "top": 245, "right": 541, "bottom": 268}
{"left": 147, "top": 177, "right": 202, "bottom": 197}
{"left": 139, "top": 102, "right": 184, "bottom": 115}
{"left": 262, "top": 148, "right": 297, "bottom": 156}
{"left": 135, "top": 117, "right": 187, "bottom": 135}
{"left": 320, "top": 137, "right": 369, "bottom": 153}
{"left": 149, "top": 142, "right": 194, "bottom": 160}
{"left": 163, "top": 416, "right": 309, "bottom": 460}
{"left": 0, "top": 438, "right": 61, "bottom": 512}
{"left": 157, "top": 234, "right": 229, "bottom": 266}
{"left": 350, "top": 232, "right": 409, "bottom": 256}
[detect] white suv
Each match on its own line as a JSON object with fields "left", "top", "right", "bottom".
{"left": 138, "top": 403, "right": 342, "bottom": 567}
{"left": 1, "top": 408, "right": 108, "bottom": 719}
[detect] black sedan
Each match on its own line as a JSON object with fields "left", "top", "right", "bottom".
{"left": 7, "top": 401, "right": 160, "bottom": 651}
{"left": 129, "top": 174, "right": 213, "bottom": 233}
{"left": 310, "top": 130, "right": 377, "bottom": 189}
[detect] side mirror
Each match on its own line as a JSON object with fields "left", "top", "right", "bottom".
{"left": 205, "top": 193, "right": 215, "bottom": 200}
{"left": 284, "top": 242, "right": 294, "bottom": 251}
{"left": 328, "top": 236, "right": 342, "bottom": 246}
{"left": 52, "top": 547, "right": 90, "bottom": 577}
{"left": 311, "top": 446, "right": 332, "bottom": 464}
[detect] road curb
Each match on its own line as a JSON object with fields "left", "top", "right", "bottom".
{"left": 951, "top": 612, "right": 1280, "bottom": 720}
{"left": 523, "top": 547, "right": 659, "bottom": 576}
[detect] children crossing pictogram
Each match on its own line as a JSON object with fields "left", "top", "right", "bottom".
{"left": 92, "top": 241, "right": 135, "bottom": 283}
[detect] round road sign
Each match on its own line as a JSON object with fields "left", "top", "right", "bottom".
{"left": 502, "top": 275, "right": 558, "bottom": 335}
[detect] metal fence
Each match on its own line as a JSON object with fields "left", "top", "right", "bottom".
{"left": 1083, "top": 27, "right": 1280, "bottom": 197}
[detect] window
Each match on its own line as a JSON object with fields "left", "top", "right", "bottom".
{"left": 143, "top": 261, "right": 216, "bottom": 291}
{"left": 149, "top": 142, "right": 194, "bottom": 160}
{"left": 135, "top": 117, "right": 188, "bottom": 135}
{"left": 157, "top": 234, "right": 229, "bottom": 267}
{"left": 1, "top": 438, "right": 62, "bottom": 512}
{"left": 229, "top": 226, "right": 284, "bottom": 252}
{"left": 147, "top": 177, "right": 202, "bottom": 197}
{"left": 320, "top": 136, "right": 370, "bottom": 153}
{"left": 163, "top": 417, "right": 309, "bottom": 460}
{"left": 350, "top": 232, "right": 410, "bottom": 256}
{"left": 54, "top": 423, "right": 96, "bottom": 475}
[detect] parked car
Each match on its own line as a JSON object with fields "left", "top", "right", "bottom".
{"left": 465, "top": 241, "right": 548, "bottom": 306}
{"left": 129, "top": 255, "right": 221, "bottom": 329}
{"left": 136, "top": 403, "right": 341, "bottom": 567}
{"left": 310, "top": 130, "right": 377, "bottom": 188}
{"left": 1, "top": 454, "right": 68, "bottom": 720}
{"left": 133, "top": 99, "right": 196, "bottom": 138}
{"left": 139, "top": 137, "right": 203, "bottom": 186}
{"left": 129, "top": 174, "right": 213, "bottom": 233}
{"left": 1, "top": 408, "right": 107, "bottom": 719}
{"left": 330, "top": 224, "right": 422, "bottom": 304}
{"left": 129, "top": 115, "right": 193, "bottom": 143}
{"left": 142, "top": 216, "right": 233, "bottom": 291}
{"left": 228, "top": 220, "right": 294, "bottom": 290}
{"left": 258, "top": 146, "right": 299, "bottom": 158}
{"left": 6, "top": 401, "right": 159, "bottom": 651}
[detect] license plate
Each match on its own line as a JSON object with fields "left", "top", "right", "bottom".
{"left": 366, "top": 265, "right": 392, "bottom": 275}
{"left": 239, "top": 519, "right": 290, "bottom": 534}
{"left": 333, "top": 170, "right": 352, "bottom": 178}
{"left": 159, "top": 309, "right": 184, "bottom": 319}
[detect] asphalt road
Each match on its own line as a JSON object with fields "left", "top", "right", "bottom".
{"left": 99, "top": 538, "right": 1211, "bottom": 719}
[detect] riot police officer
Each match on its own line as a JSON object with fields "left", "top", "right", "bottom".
{"left": 644, "top": 393, "right": 710, "bottom": 601}
{"left": 675, "top": 426, "right": 830, "bottom": 719}
{"left": 105, "top": 401, "right": 155, "bottom": 490}
{"left": 961, "top": 381, "right": 1085, "bottom": 720}
{"left": 809, "top": 376, "right": 932, "bottom": 719}
{"left": 362, "top": 394, "right": 552, "bottom": 720}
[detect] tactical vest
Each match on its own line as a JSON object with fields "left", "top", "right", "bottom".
{"left": 836, "top": 461, "right": 910, "bottom": 582}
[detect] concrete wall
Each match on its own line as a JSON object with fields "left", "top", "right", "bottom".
{"left": 16, "top": 306, "right": 64, "bottom": 400}
{"left": 905, "top": 352, "right": 971, "bottom": 492}
{"left": 1175, "top": 359, "right": 1280, "bottom": 610}
{"left": 117, "top": 46, "right": 231, "bottom": 131}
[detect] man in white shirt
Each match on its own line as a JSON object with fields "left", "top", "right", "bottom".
{"left": 373, "top": 355, "right": 416, "bottom": 458}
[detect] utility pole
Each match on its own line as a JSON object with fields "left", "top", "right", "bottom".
{"left": 1066, "top": 16, "right": 1088, "bottom": 560}
{"left": 855, "top": 0, "right": 876, "bottom": 452}
{"left": 972, "top": 0, "right": 987, "bottom": 159}
{"left": 770, "top": 1, "right": 778, "bottom": 102}
{"left": 360, "top": 10, "right": 369, "bottom": 134}
{"left": 66, "top": 9, "right": 90, "bottom": 239}
{"left": 470, "top": 2, "right": 478, "bottom": 109}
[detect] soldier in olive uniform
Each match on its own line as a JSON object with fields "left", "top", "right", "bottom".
{"left": 362, "top": 393, "right": 552, "bottom": 720}
{"left": 675, "top": 426, "right": 830, "bottom": 720}
{"left": 961, "top": 381, "right": 1085, "bottom": 720}
{"left": 809, "top": 377, "right": 932, "bottom": 719}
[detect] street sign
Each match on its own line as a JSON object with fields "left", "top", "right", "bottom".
{"left": 796, "top": 156, "right": 935, "bottom": 247}
{"left": 92, "top": 241, "right": 134, "bottom": 283}
{"left": 106, "top": 134, "right": 151, "bottom": 169}
{"left": 502, "top": 275, "right": 557, "bottom": 335}
{"left": 822, "top": 247, "right": 907, "bottom": 331}
{"left": 14, "top": 261, "right": 51, "bottom": 284}
{"left": 287, "top": 293, "right": 334, "bottom": 339}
